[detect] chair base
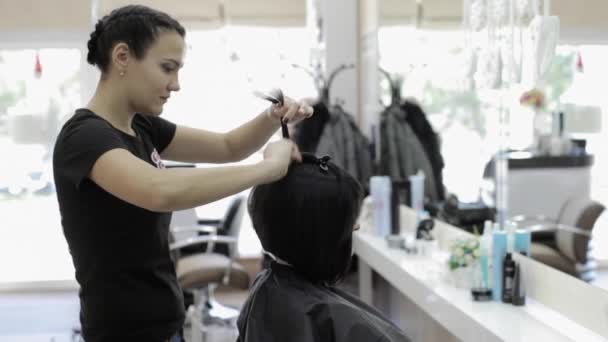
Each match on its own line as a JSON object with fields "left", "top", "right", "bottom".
{"left": 204, "top": 298, "right": 240, "bottom": 324}
{"left": 187, "top": 286, "right": 240, "bottom": 342}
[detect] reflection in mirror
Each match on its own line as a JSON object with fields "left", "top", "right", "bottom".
{"left": 377, "top": 24, "right": 608, "bottom": 291}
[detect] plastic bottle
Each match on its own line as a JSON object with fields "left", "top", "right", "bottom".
{"left": 479, "top": 220, "right": 493, "bottom": 289}
{"left": 506, "top": 221, "right": 516, "bottom": 253}
{"left": 512, "top": 262, "right": 526, "bottom": 306}
{"left": 502, "top": 253, "right": 516, "bottom": 303}
{"left": 370, "top": 176, "right": 392, "bottom": 237}
{"left": 409, "top": 170, "right": 425, "bottom": 214}
{"left": 390, "top": 180, "right": 401, "bottom": 235}
{"left": 514, "top": 229, "right": 531, "bottom": 256}
{"left": 492, "top": 226, "right": 507, "bottom": 301}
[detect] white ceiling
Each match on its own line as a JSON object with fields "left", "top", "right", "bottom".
{"left": 97, "top": 0, "right": 307, "bottom": 27}
{"left": 0, "top": 0, "right": 91, "bottom": 31}
{"left": 0, "top": 0, "right": 606, "bottom": 43}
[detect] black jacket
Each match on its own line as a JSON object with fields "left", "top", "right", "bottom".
{"left": 295, "top": 103, "right": 373, "bottom": 193}
{"left": 237, "top": 262, "right": 411, "bottom": 342}
{"left": 402, "top": 101, "right": 445, "bottom": 200}
{"left": 380, "top": 104, "right": 439, "bottom": 202}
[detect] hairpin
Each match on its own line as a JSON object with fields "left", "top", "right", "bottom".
{"left": 318, "top": 155, "right": 331, "bottom": 173}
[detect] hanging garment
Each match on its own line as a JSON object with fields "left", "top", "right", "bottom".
{"left": 380, "top": 104, "right": 439, "bottom": 202}
{"left": 402, "top": 101, "right": 446, "bottom": 200}
{"left": 293, "top": 102, "right": 331, "bottom": 153}
{"left": 315, "top": 105, "right": 373, "bottom": 192}
{"left": 237, "top": 262, "right": 411, "bottom": 342}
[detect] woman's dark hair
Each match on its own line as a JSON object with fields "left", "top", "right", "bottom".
{"left": 86, "top": 5, "right": 186, "bottom": 72}
{"left": 249, "top": 153, "right": 364, "bottom": 285}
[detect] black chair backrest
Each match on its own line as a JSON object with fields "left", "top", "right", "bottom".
{"left": 214, "top": 196, "right": 246, "bottom": 258}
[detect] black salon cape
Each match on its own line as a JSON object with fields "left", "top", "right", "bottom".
{"left": 237, "top": 262, "right": 411, "bottom": 342}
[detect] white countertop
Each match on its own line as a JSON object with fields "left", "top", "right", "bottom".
{"left": 354, "top": 230, "right": 608, "bottom": 342}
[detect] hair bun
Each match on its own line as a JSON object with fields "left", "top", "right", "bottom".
{"left": 86, "top": 19, "right": 105, "bottom": 66}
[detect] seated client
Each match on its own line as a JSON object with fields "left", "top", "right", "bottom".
{"left": 237, "top": 153, "right": 410, "bottom": 342}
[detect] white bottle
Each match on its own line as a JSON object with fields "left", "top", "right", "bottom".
{"left": 409, "top": 170, "right": 425, "bottom": 214}
{"left": 370, "top": 176, "right": 392, "bottom": 237}
{"left": 506, "top": 221, "right": 516, "bottom": 253}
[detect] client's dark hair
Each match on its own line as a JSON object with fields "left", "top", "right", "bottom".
{"left": 249, "top": 153, "right": 364, "bottom": 285}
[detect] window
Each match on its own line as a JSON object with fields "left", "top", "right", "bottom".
{"left": 162, "top": 26, "right": 313, "bottom": 258}
{"left": 0, "top": 26, "right": 314, "bottom": 284}
{"left": 0, "top": 48, "right": 81, "bottom": 283}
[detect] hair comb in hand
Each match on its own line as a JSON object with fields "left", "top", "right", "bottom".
{"left": 253, "top": 88, "right": 289, "bottom": 139}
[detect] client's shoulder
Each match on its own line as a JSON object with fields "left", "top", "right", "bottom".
{"left": 238, "top": 266, "right": 410, "bottom": 342}
{"left": 243, "top": 264, "right": 329, "bottom": 311}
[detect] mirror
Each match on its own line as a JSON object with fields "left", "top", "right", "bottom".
{"left": 376, "top": 0, "right": 608, "bottom": 292}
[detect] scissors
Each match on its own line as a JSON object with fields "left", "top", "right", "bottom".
{"left": 253, "top": 88, "right": 289, "bottom": 139}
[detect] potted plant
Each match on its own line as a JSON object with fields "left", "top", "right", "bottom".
{"left": 447, "top": 237, "right": 480, "bottom": 288}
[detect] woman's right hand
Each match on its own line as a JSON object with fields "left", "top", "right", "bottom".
{"left": 262, "top": 139, "right": 302, "bottom": 182}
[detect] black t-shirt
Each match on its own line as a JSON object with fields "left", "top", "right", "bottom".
{"left": 52, "top": 109, "right": 184, "bottom": 342}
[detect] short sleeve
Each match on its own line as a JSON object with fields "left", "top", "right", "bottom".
{"left": 141, "top": 115, "right": 177, "bottom": 153}
{"left": 54, "top": 117, "right": 126, "bottom": 189}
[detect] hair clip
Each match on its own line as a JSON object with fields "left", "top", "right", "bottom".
{"left": 318, "top": 155, "right": 331, "bottom": 173}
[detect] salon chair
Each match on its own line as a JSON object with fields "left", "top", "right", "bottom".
{"left": 510, "top": 196, "right": 605, "bottom": 282}
{"left": 169, "top": 196, "right": 250, "bottom": 341}
{"left": 172, "top": 195, "right": 245, "bottom": 257}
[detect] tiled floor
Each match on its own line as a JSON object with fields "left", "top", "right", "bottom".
{"left": 0, "top": 333, "right": 75, "bottom": 342}
{"left": 0, "top": 291, "right": 80, "bottom": 342}
{"left": 0, "top": 288, "right": 250, "bottom": 342}
{"left": 0, "top": 264, "right": 359, "bottom": 342}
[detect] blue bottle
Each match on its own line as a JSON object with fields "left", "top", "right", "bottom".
{"left": 492, "top": 229, "right": 507, "bottom": 301}
{"left": 514, "top": 229, "right": 531, "bottom": 256}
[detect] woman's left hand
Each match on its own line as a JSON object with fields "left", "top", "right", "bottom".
{"left": 267, "top": 96, "right": 314, "bottom": 125}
